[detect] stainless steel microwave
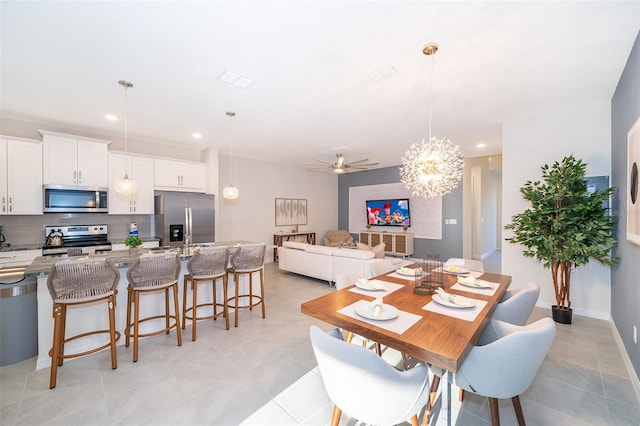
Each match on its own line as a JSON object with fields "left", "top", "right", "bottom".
{"left": 43, "top": 185, "right": 108, "bottom": 213}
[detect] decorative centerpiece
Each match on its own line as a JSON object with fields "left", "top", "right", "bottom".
{"left": 414, "top": 253, "right": 443, "bottom": 295}
{"left": 124, "top": 235, "right": 143, "bottom": 255}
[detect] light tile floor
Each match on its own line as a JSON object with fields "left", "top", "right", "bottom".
{"left": 2, "top": 262, "right": 639, "bottom": 425}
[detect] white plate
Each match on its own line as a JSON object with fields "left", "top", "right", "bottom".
{"left": 355, "top": 280, "right": 388, "bottom": 291}
{"left": 432, "top": 293, "right": 475, "bottom": 308}
{"left": 457, "top": 277, "right": 493, "bottom": 289}
{"left": 396, "top": 267, "right": 421, "bottom": 276}
{"left": 356, "top": 303, "right": 400, "bottom": 320}
{"left": 443, "top": 265, "right": 469, "bottom": 275}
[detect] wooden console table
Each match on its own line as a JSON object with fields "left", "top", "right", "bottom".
{"left": 273, "top": 232, "right": 316, "bottom": 261}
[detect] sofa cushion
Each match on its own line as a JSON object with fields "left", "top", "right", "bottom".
{"left": 333, "top": 248, "right": 374, "bottom": 260}
{"left": 305, "top": 244, "right": 334, "bottom": 256}
{"left": 282, "top": 241, "right": 308, "bottom": 250}
{"left": 357, "top": 242, "right": 386, "bottom": 259}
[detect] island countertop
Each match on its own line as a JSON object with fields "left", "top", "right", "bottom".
{"left": 25, "top": 240, "right": 253, "bottom": 277}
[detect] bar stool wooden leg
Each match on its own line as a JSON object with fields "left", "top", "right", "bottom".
{"left": 172, "top": 283, "right": 182, "bottom": 346}
{"left": 259, "top": 269, "right": 265, "bottom": 319}
{"left": 222, "top": 274, "right": 230, "bottom": 330}
{"left": 234, "top": 271, "right": 240, "bottom": 327}
{"left": 164, "top": 287, "right": 170, "bottom": 335}
{"left": 125, "top": 287, "right": 133, "bottom": 348}
{"left": 108, "top": 293, "right": 118, "bottom": 370}
{"left": 181, "top": 276, "right": 189, "bottom": 330}
{"left": 191, "top": 278, "right": 198, "bottom": 341}
{"left": 49, "top": 303, "right": 63, "bottom": 389}
{"left": 133, "top": 290, "right": 140, "bottom": 362}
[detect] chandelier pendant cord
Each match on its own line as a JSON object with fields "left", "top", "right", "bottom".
{"left": 428, "top": 51, "right": 433, "bottom": 142}
{"left": 228, "top": 113, "right": 233, "bottom": 184}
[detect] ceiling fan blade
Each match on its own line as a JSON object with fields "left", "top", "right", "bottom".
{"left": 344, "top": 158, "right": 371, "bottom": 165}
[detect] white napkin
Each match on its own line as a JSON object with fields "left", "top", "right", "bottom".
{"left": 372, "top": 297, "right": 384, "bottom": 319}
{"left": 435, "top": 288, "right": 465, "bottom": 305}
{"left": 458, "top": 276, "right": 477, "bottom": 286}
{"left": 398, "top": 267, "right": 422, "bottom": 275}
{"left": 458, "top": 276, "right": 495, "bottom": 288}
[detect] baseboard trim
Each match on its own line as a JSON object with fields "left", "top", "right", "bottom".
{"left": 610, "top": 318, "right": 640, "bottom": 405}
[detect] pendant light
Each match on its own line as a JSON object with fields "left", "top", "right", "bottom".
{"left": 113, "top": 80, "right": 138, "bottom": 195}
{"left": 223, "top": 111, "right": 239, "bottom": 199}
{"left": 400, "top": 43, "right": 463, "bottom": 198}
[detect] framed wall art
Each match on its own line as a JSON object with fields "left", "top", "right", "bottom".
{"left": 628, "top": 115, "right": 640, "bottom": 246}
{"left": 275, "top": 198, "right": 307, "bottom": 227}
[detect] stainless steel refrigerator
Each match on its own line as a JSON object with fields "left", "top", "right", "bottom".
{"left": 154, "top": 191, "right": 215, "bottom": 248}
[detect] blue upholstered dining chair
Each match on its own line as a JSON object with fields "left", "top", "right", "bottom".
{"left": 310, "top": 326, "right": 430, "bottom": 426}
{"left": 423, "top": 318, "right": 556, "bottom": 426}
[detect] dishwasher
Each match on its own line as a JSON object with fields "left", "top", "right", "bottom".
{"left": 0, "top": 265, "right": 38, "bottom": 366}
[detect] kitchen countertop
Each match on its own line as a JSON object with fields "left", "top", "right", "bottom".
{"left": 25, "top": 240, "right": 253, "bottom": 277}
{"left": 0, "top": 237, "right": 161, "bottom": 253}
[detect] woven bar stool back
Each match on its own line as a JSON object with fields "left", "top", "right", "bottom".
{"left": 227, "top": 243, "right": 266, "bottom": 327}
{"left": 182, "top": 246, "right": 230, "bottom": 340}
{"left": 46, "top": 257, "right": 120, "bottom": 389}
{"left": 125, "top": 252, "right": 182, "bottom": 362}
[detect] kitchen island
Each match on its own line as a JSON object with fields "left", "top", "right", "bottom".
{"left": 27, "top": 242, "right": 256, "bottom": 370}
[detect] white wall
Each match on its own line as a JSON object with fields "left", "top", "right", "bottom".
{"left": 502, "top": 102, "right": 612, "bottom": 319}
{"left": 217, "top": 155, "right": 338, "bottom": 263}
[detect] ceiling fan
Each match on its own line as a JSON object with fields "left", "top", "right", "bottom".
{"left": 305, "top": 154, "right": 379, "bottom": 174}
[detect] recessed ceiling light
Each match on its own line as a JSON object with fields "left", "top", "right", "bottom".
{"left": 105, "top": 114, "right": 119, "bottom": 121}
{"left": 192, "top": 133, "right": 202, "bottom": 139}
{"left": 218, "top": 70, "right": 254, "bottom": 89}
{"left": 476, "top": 143, "right": 486, "bottom": 148}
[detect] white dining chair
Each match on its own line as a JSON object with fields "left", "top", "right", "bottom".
{"left": 423, "top": 318, "right": 556, "bottom": 426}
{"left": 334, "top": 272, "right": 380, "bottom": 353}
{"left": 310, "top": 325, "right": 430, "bottom": 426}
{"left": 370, "top": 258, "right": 395, "bottom": 276}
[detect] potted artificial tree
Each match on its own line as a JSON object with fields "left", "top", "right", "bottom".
{"left": 504, "top": 155, "right": 618, "bottom": 324}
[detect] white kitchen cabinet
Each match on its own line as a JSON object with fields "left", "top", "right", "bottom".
{"left": 108, "top": 152, "right": 154, "bottom": 214}
{"left": 40, "top": 130, "right": 110, "bottom": 187}
{"left": 154, "top": 158, "right": 206, "bottom": 192}
{"left": 0, "top": 136, "right": 43, "bottom": 215}
{"left": 358, "top": 231, "right": 414, "bottom": 256}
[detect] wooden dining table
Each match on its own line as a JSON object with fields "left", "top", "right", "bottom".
{"left": 301, "top": 265, "right": 512, "bottom": 425}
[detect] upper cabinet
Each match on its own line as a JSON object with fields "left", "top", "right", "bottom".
{"left": 0, "top": 136, "right": 43, "bottom": 215}
{"left": 108, "top": 152, "right": 155, "bottom": 215}
{"left": 154, "top": 158, "right": 206, "bottom": 192}
{"left": 40, "top": 130, "right": 110, "bottom": 187}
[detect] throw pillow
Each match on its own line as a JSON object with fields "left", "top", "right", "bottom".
{"left": 371, "top": 242, "right": 386, "bottom": 258}
{"left": 356, "top": 242, "right": 370, "bottom": 251}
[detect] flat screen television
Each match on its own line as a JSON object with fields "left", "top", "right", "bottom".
{"left": 366, "top": 198, "right": 410, "bottom": 227}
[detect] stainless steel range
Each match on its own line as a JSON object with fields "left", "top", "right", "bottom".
{"left": 42, "top": 225, "right": 112, "bottom": 256}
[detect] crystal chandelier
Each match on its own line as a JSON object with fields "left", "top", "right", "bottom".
{"left": 113, "top": 80, "right": 138, "bottom": 196}
{"left": 223, "top": 111, "right": 239, "bottom": 200}
{"left": 400, "top": 43, "right": 463, "bottom": 198}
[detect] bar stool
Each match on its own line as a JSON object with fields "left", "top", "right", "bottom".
{"left": 227, "top": 243, "right": 266, "bottom": 327}
{"left": 182, "top": 246, "right": 230, "bottom": 340}
{"left": 46, "top": 257, "right": 120, "bottom": 389}
{"left": 125, "top": 252, "right": 182, "bottom": 362}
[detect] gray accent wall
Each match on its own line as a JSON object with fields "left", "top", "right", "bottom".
{"left": 611, "top": 30, "right": 640, "bottom": 380}
{"left": 338, "top": 165, "right": 463, "bottom": 260}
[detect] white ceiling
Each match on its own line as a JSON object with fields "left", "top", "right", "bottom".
{"left": 1, "top": 1, "right": 639, "bottom": 170}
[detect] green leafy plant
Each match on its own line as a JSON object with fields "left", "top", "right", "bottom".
{"left": 366, "top": 223, "right": 371, "bottom": 229}
{"left": 504, "top": 155, "right": 618, "bottom": 312}
{"left": 124, "top": 235, "right": 143, "bottom": 248}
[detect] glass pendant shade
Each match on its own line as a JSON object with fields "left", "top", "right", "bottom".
{"left": 114, "top": 174, "right": 138, "bottom": 196}
{"left": 223, "top": 185, "right": 239, "bottom": 200}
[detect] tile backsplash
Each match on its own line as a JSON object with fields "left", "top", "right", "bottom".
{"left": 0, "top": 214, "right": 154, "bottom": 248}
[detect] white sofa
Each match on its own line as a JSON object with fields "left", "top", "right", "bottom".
{"left": 278, "top": 241, "right": 410, "bottom": 284}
